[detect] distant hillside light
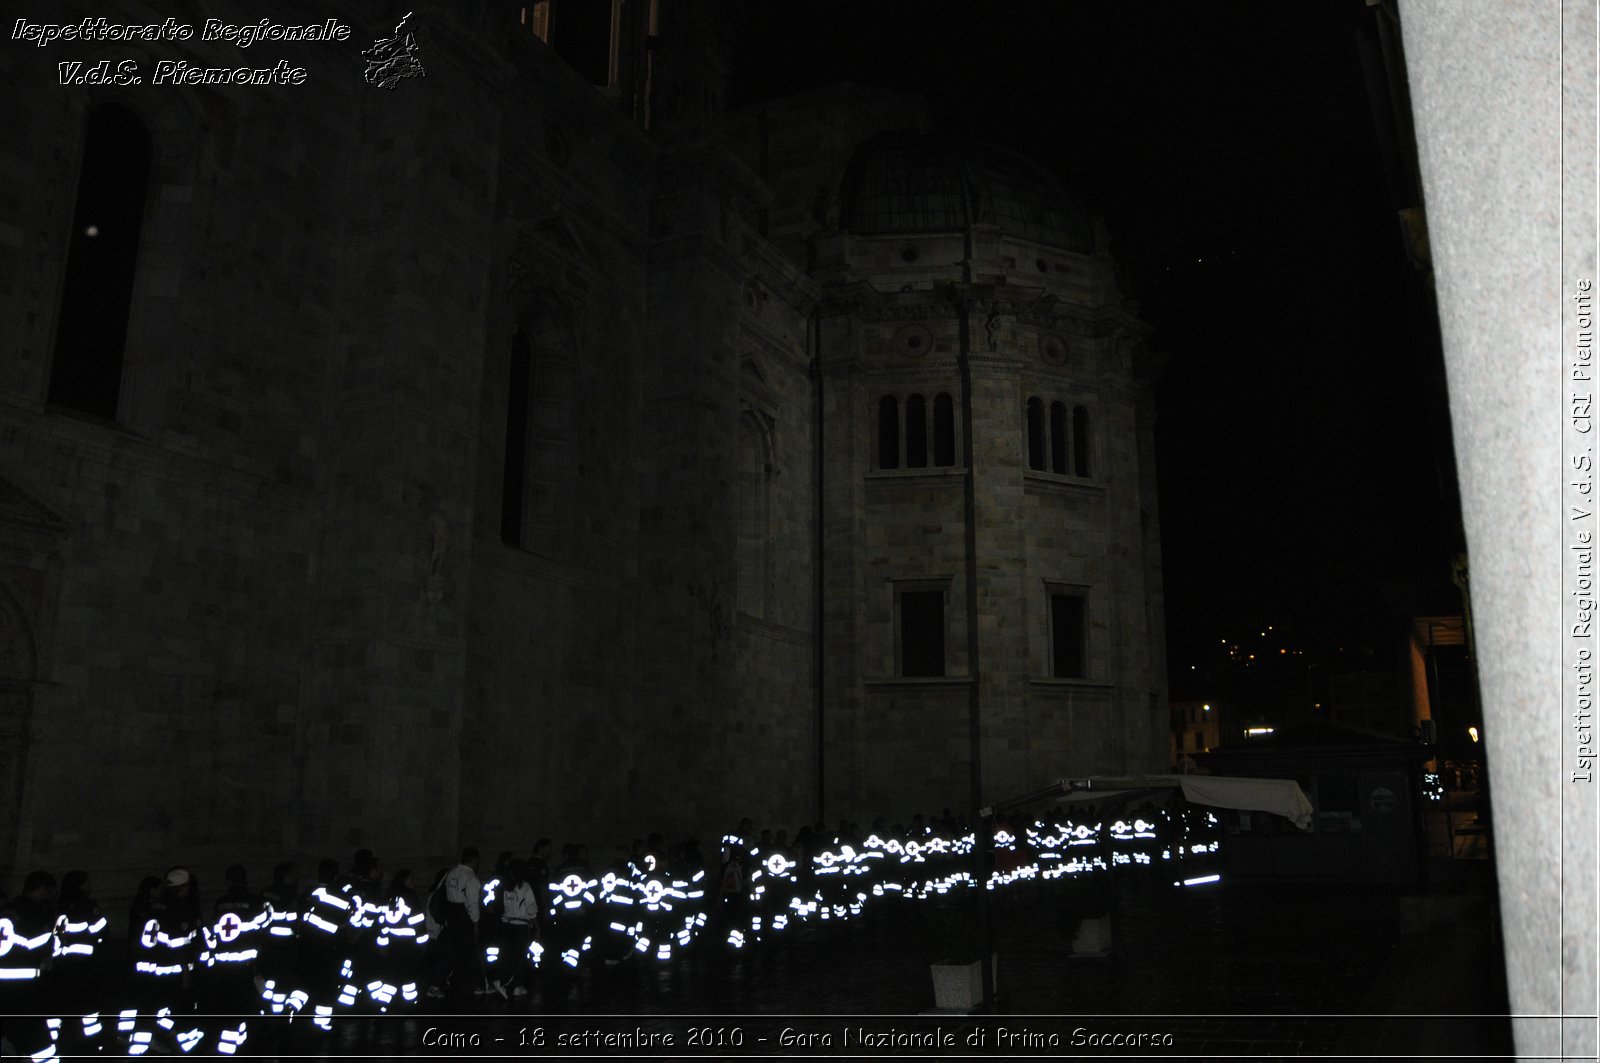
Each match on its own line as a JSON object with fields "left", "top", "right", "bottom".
{"left": 1202, "top": 704, "right": 1211, "bottom": 712}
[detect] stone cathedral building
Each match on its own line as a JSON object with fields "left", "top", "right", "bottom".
{"left": 0, "top": 0, "right": 1165, "bottom": 890}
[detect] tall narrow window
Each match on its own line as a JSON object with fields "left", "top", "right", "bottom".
{"left": 1050, "top": 592, "right": 1087, "bottom": 678}
{"left": 1073, "top": 405, "right": 1091, "bottom": 477}
{"left": 522, "top": 0, "right": 552, "bottom": 40}
{"left": 1049, "top": 401, "right": 1068, "bottom": 474}
{"left": 899, "top": 589, "right": 946, "bottom": 677}
{"left": 905, "top": 393, "right": 928, "bottom": 468}
{"left": 549, "top": 0, "right": 615, "bottom": 86}
{"left": 49, "top": 103, "right": 151, "bottom": 420}
{"left": 1026, "top": 397, "right": 1046, "bottom": 471}
{"left": 737, "top": 413, "right": 769, "bottom": 618}
{"left": 878, "top": 395, "right": 900, "bottom": 469}
{"left": 932, "top": 392, "right": 956, "bottom": 467}
{"left": 501, "top": 329, "right": 532, "bottom": 545}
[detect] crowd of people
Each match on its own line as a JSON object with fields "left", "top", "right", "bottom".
{"left": 0, "top": 805, "right": 1219, "bottom": 1059}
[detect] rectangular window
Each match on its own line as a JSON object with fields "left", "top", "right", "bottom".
{"left": 1050, "top": 592, "right": 1086, "bottom": 678}
{"left": 522, "top": 1, "right": 552, "bottom": 40}
{"left": 549, "top": 0, "right": 615, "bottom": 86}
{"left": 898, "top": 588, "right": 946, "bottom": 677}
{"left": 501, "top": 330, "right": 532, "bottom": 546}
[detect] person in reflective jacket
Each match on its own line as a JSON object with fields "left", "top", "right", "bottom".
{"left": 124, "top": 867, "right": 204, "bottom": 1056}
{"left": 49, "top": 870, "right": 107, "bottom": 1055}
{"left": 0, "top": 871, "right": 58, "bottom": 1063}
{"left": 296, "top": 859, "right": 347, "bottom": 1032}
{"left": 544, "top": 845, "right": 596, "bottom": 988}
{"left": 369, "top": 869, "right": 428, "bottom": 1012}
{"left": 126, "top": 876, "right": 161, "bottom": 946}
{"left": 337, "top": 850, "right": 387, "bottom": 1013}
{"left": 496, "top": 860, "right": 541, "bottom": 996}
{"left": 717, "top": 837, "right": 750, "bottom": 948}
{"left": 199, "top": 866, "right": 267, "bottom": 1055}
{"left": 255, "top": 862, "right": 300, "bottom": 1017}
{"left": 479, "top": 852, "right": 512, "bottom": 997}
{"left": 632, "top": 856, "right": 705, "bottom": 961}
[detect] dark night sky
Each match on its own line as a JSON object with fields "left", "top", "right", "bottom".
{"left": 726, "top": 0, "right": 1466, "bottom": 694}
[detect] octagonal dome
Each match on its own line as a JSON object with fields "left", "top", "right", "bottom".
{"left": 840, "top": 132, "right": 1095, "bottom": 253}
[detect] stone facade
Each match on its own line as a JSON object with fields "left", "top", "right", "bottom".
{"left": 0, "top": 0, "right": 1164, "bottom": 893}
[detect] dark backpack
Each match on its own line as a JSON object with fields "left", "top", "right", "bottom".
{"left": 427, "top": 884, "right": 449, "bottom": 925}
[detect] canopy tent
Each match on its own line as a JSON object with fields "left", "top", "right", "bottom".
{"left": 978, "top": 773, "right": 1314, "bottom": 831}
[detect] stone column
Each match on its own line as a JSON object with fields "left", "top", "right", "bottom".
{"left": 1402, "top": 2, "right": 1594, "bottom": 1056}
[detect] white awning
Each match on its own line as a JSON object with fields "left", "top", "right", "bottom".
{"left": 1058, "top": 774, "right": 1314, "bottom": 831}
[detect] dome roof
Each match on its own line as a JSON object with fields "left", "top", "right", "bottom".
{"left": 840, "top": 132, "right": 1094, "bottom": 253}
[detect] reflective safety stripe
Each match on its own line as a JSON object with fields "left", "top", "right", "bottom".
{"left": 310, "top": 887, "right": 350, "bottom": 910}
{"left": 212, "top": 948, "right": 259, "bottom": 963}
{"left": 303, "top": 912, "right": 340, "bottom": 935}
{"left": 0, "top": 966, "right": 41, "bottom": 979}
{"left": 1176, "top": 873, "right": 1221, "bottom": 887}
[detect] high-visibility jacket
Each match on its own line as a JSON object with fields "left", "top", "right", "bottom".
{"left": 53, "top": 899, "right": 107, "bottom": 962}
{"left": 0, "top": 896, "right": 55, "bottom": 983}
{"left": 204, "top": 890, "right": 270, "bottom": 969}
{"left": 132, "top": 898, "right": 200, "bottom": 980}
{"left": 300, "top": 884, "right": 353, "bottom": 942}
{"left": 257, "top": 884, "right": 300, "bottom": 943}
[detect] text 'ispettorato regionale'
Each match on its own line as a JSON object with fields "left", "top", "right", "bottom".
{"left": 13, "top": 18, "right": 353, "bottom": 86}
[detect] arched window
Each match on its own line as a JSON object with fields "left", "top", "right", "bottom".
{"left": 738, "top": 412, "right": 770, "bottom": 618}
{"left": 501, "top": 328, "right": 532, "bottom": 545}
{"left": 1026, "top": 397, "right": 1046, "bottom": 471}
{"left": 905, "top": 393, "right": 928, "bottom": 468}
{"left": 1073, "top": 405, "right": 1091, "bottom": 477}
{"left": 49, "top": 103, "right": 151, "bottom": 419}
{"left": 932, "top": 392, "right": 956, "bottom": 467}
{"left": 1049, "top": 401, "right": 1068, "bottom": 474}
{"left": 878, "top": 395, "right": 900, "bottom": 469}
